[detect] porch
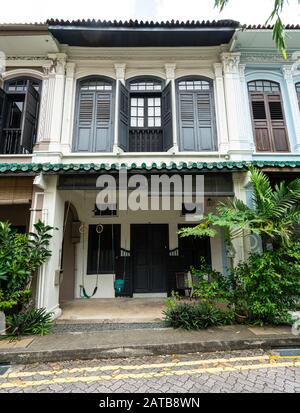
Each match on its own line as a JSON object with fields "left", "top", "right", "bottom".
{"left": 58, "top": 298, "right": 166, "bottom": 323}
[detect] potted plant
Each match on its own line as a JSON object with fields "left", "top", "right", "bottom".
{"left": 234, "top": 298, "right": 249, "bottom": 324}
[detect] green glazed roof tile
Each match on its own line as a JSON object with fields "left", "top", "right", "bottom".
{"left": 0, "top": 160, "right": 300, "bottom": 175}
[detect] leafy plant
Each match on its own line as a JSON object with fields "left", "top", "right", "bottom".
{"left": 230, "top": 243, "right": 300, "bottom": 325}
{"left": 5, "top": 307, "right": 54, "bottom": 338}
{"left": 163, "top": 301, "right": 234, "bottom": 330}
{"left": 0, "top": 220, "right": 55, "bottom": 316}
{"left": 215, "top": 0, "right": 300, "bottom": 58}
{"left": 179, "top": 167, "right": 300, "bottom": 248}
{"left": 191, "top": 257, "right": 233, "bottom": 303}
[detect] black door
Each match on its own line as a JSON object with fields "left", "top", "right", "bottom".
{"left": 131, "top": 224, "right": 169, "bottom": 293}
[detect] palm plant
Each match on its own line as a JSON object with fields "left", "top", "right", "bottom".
{"left": 179, "top": 167, "right": 300, "bottom": 247}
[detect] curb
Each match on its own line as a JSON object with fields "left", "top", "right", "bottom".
{"left": 1, "top": 336, "right": 300, "bottom": 364}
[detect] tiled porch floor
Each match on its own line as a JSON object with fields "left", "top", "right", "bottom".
{"left": 58, "top": 298, "right": 166, "bottom": 323}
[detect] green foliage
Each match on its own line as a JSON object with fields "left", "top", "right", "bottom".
{"left": 0, "top": 220, "right": 55, "bottom": 320}
{"left": 0, "top": 220, "right": 55, "bottom": 292}
{"left": 164, "top": 301, "right": 234, "bottom": 330}
{"left": 5, "top": 307, "right": 54, "bottom": 338}
{"left": 191, "top": 257, "right": 233, "bottom": 303}
{"left": 215, "top": 0, "right": 300, "bottom": 58}
{"left": 230, "top": 243, "right": 300, "bottom": 325}
{"left": 165, "top": 290, "right": 181, "bottom": 310}
{"left": 178, "top": 167, "right": 300, "bottom": 247}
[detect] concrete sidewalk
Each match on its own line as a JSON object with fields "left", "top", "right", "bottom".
{"left": 1, "top": 324, "right": 300, "bottom": 364}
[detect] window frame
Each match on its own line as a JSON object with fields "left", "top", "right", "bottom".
{"left": 4, "top": 76, "right": 42, "bottom": 95}
{"left": 176, "top": 75, "right": 217, "bottom": 152}
{"left": 73, "top": 75, "right": 116, "bottom": 153}
{"left": 248, "top": 79, "right": 290, "bottom": 153}
{"left": 1, "top": 76, "right": 42, "bottom": 153}
{"left": 127, "top": 76, "right": 165, "bottom": 131}
{"left": 87, "top": 224, "right": 121, "bottom": 275}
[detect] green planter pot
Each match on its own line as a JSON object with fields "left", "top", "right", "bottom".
{"left": 114, "top": 279, "right": 125, "bottom": 295}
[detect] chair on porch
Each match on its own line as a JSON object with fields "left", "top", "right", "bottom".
{"left": 175, "top": 271, "right": 196, "bottom": 298}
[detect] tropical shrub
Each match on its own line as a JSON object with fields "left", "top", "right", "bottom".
{"left": 0, "top": 220, "right": 55, "bottom": 337}
{"left": 191, "top": 257, "right": 233, "bottom": 303}
{"left": 179, "top": 166, "right": 300, "bottom": 248}
{"left": 230, "top": 243, "right": 300, "bottom": 325}
{"left": 163, "top": 301, "right": 234, "bottom": 330}
{"left": 5, "top": 307, "right": 54, "bottom": 338}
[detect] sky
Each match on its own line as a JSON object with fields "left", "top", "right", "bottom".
{"left": 1, "top": 0, "right": 300, "bottom": 24}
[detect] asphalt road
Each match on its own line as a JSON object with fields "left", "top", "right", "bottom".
{"left": 0, "top": 349, "right": 300, "bottom": 393}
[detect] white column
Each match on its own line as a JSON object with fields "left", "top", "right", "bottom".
{"left": 239, "top": 64, "right": 255, "bottom": 150}
{"left": 61, "top": 62, "right": 76, "bottom": 152}
{"left": 231, "top": 172, "right": 251, "bottom": 267}
{"left": 48, "top": 53, "right": 67, "bottom": 150}
{"left": 113, "top": 63, "right": 126, "bottom": 153}
{"left": 222, "top": 53, "right": 253, "bottom": 157}
{"left": 282, "top": 65, "right": 300, "bottom": 152}
{"left": 213, "top": 63, "right": 229, "bottom": 153}
{"left": 165, "top": 63, "right": 179, "bottom": 152}
{"left": 36, "top": 175, "right": 64, "bottom": 319}
{"left": 36, "top": 63, "right": 52, "bottom": 149}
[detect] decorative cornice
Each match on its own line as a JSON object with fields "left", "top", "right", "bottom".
{"left": 114, "top": 63, "right": 126, "bottom": 80}
{"left": 47, "top": 53, "right": 67, "bottom": 75}
{"left": 282, "top": 65, "right": 294, "bottom": 81}
{"left": 213, "top": 63, "right": 223, "bottom": 77}
{"left": 240, "top": 52, "right": 293, "bottom": 64}
{"left": 6, "top": 55, "right": 47, "bottom": 61}
{"left": 165, "top": 63, "right": 176, "bottom": 79}
{"left": 221, "top": 52, "right": 240, "bottom": 74}
{"left": 66, "top": 62, "right": 76, "bottom": 78}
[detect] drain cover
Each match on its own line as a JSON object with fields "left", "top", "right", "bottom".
{"left": 276, "top": 348, "right": 300, "bottom": 357}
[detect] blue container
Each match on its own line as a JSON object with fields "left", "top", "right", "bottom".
{"left": 114, "top": 279, "right": 125, "bottom": 294}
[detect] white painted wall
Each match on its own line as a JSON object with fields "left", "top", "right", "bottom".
{"left": 59, "top": 190, "right": 227, "bottom": 299}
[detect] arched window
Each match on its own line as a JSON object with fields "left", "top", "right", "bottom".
{"left": 74, "top": 77, "right": 114, "bottom": 152}
{"left": 177, "top": 77, "right": 216, "bottom": 152}
{"left": 296, "top": 82, "right": 300, "bottom": 108}
{"left": 248, "top": 80, "right": 289, "bottom": 152}
{"left": 119, "top": 76, "right": 172, "bottom": 152}
{"left": 0, "top": 76, "right": 41, "bottom": 154}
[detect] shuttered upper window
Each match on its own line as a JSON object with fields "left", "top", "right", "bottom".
{"left": 248, "top": 80, "right": 289, "bottom": 152}
{"left": 177, "top": 77, "right": 216, "bottom": 152}
{"left": 74, "top": 77, "right": 114, "bottom": 153}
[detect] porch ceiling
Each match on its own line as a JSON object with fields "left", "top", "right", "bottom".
{"left": 0, "top": 160, "right": 300, "bottom": 175}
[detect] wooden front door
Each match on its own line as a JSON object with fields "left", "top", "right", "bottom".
{"left": 131, "top": 224, "right": 169, "bottom": 293}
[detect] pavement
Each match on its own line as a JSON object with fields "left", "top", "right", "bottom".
{"left": 1, "top": 324, "right": 300, "bottom": 365}
{"left": 1, "top": 349, "right": 300, "bottom": 393}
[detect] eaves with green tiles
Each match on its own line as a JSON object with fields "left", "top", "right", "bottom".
{"left": 0, "top": 161, "right": 300, "bottom": 175}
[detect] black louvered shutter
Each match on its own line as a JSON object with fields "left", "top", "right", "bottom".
{"left": 196, "top": 93, "right": 215, "bottom": 151}
{"left": 0, "top": 87, "right": 7, "bottom": 139}
{"left": 76, "top": 91, "right": 94, "bottom": 151}
{"left": 179, "top": 92, "right": 196, "bottom": 151}
{"left": 20, "top": 82, "right": 39, "bottom": 152}
{"left": 119, "top": 81, "right": 129, "bottom": 151}
{"left": 94, "top": 92, "right": 112, "bottom": 152}
{"left": 162, "top": 81, "right": 173, "bottom": 151}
